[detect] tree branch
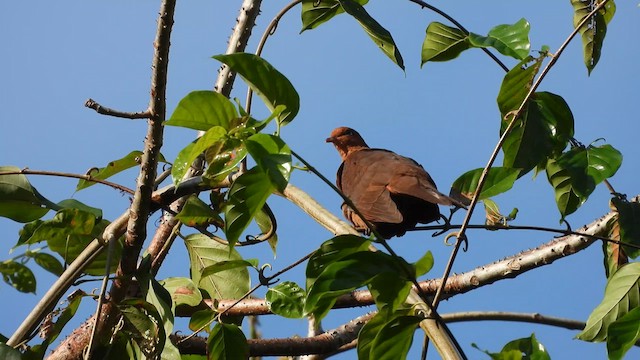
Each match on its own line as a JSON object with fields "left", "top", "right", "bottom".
{"left": 84, "top": 98, "right": 151, "bottom": 120}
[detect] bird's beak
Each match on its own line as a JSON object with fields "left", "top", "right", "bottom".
{"left": 325, "top": 137, "right": 335, "bottom": 143}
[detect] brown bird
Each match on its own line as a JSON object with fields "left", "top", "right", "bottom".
{"left": 326, "top": 127, "right": 465, "bottom": 239}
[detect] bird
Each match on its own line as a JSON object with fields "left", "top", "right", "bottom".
{"left": 326, "top": 126, "right": 465, "bottom": 239}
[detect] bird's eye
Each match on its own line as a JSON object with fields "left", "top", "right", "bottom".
{"left": 345, "top": 129, "right": 355, "bottom": 136}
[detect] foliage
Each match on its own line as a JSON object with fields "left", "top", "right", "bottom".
{"left": 2, "top": 0, "right": 638, "bottom": 359}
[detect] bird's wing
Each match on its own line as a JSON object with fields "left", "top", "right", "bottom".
{"left": 339, "top": 150, "right": 403, "bottom": 224}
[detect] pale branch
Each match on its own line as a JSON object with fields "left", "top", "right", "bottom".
{"left": 430, "top": 0, "right": 614, "bottom": 312}
{"left": 84, "top": 98, "right": 151, "bottom": 119}
{"left": 176, "top": 208, "right": 616, "bottom": 318}
{"left": 214, "top": 0, "right": 263, "bottom": 98}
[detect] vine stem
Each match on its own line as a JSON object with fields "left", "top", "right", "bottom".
{"left": 0, "top": 169, "right": 135, "bottom": 195}
{"left": 430, "top": 0, "right": 613, "bottom": 311}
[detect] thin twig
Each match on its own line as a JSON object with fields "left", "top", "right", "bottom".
{"left": 429, "top": 0, "right": 613, "bottom": 311}
{"left": 84, "top": 98, "right": 151, "bottom": 119}
{"left": 0, "top": 169, "right": 135, "bottom": 195}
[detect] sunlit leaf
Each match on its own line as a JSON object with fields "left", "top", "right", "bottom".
{"left": 245, "top": 133, "right": 292, "bottom": 192}
{"left": 300, "top": 0, "right": 368, "bottom": 31}
{"left": 165, "top": 90, "right": 237, "bottom": 131}
{"left": 467, "top": 18, "right": 530, "bottom": 60}
{"left": 200, "top": 259, "right": 258, "bottom": 278}
{"left": 224, "top": 168, "right": 275, "bottom": 247}
{"left": 172, "top": 126, "right": 227, "bottom": 184}
{"left": 577, "top": 262, "right": 640, "bottom": 342}
{"left": 159, "top": 277, "right": 203, "bottom": 308}
{"left": 338, "top": 0, "right": 404, "bottom": 70}
{"left": 0, "top": 166, "right": 51, "bottom": 222}
{"left": 451, "top": 167, "right": 520, "bottom": 201}
{"left": 571, "top": 0, "right": 616, "bottom": 74}
{"left": 266, "top": 281, "right": 306, "bottom": 319}
{"left": 474, "top": 333, "right": 550, "bottom": 359}
{"left": 184, "top": 234, "right": 250, "bottom": 301}
{"left": 369, "top": 315, "right": 422, "bottom": 360}
{"left": 75, "top": 151, "right": 167, "bottom": 191}
{"left": 497, "top": 56, "right": 543, "bottom": 117}
{"left": 207, "top": 323, "right": 248, "bottom": 360}
{"left": 175, "top": 195, "right": 223, "bottom": 228}
{"left": 213, "top": 53, "right": 299, "bottom": 125}
{"left": 414, "top": 250, "right": 434, "bottom": 277}
{"left": 421, "top": 22, "right": 469, "bottom": 65}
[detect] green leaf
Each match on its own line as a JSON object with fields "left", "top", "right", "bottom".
{"left": 224, "top": 168, "right": 275, "bottom": 247}
{"left": 502, "top": 92, "right": 575, "bottom": 174}
{"left": 369, "top": 273, "right": 411, "bottom": 316}
{"left": 369, "top": 315, "right": 422, "bottom": 360}
{"left": 200, "top": 259, "right": 258, "bottom": 278}
{"left": 207, "top": 323, "right": 249, "bottom": 360}
{"left": 165, "top": 90, "right": 238, "bottom": 131}
{"left": 56, "top": 199, "right": 103, "bottom": 219}
{"left": 0, "top": 166, "right": 51, "bottom": 222}
{"left": 467, "top": 18, "right": 530, "bottom": 60}
{"left": 0, "top": 260, "right": 36, "bottom": 293}
{"left": 203, "top": 143, "right": 248, "bottom": 184}
{"left": 245, "top": 133, "right": 292, "bottom": 192}
{"left": 119, "top": 299, "right": 166, "bottom": 359}
{"left": 358, "top": 311, "right": 398, "bottom": 360}
{"left": 305, "top": 251, "right": 406, "bottom": 320}
{"left": 611, "top": 198, "right": 640, "bottom": 259}
{"left": 546, "top": 144, "right": 617, "bottom": 220}
{"left": 29, "top": 251, "right": 64, "bottom": 276}
{"left": 451, "top": 167, "right": 520, "bottom": 201}
{"left": 172, "top": 126, "right": 228, "bottom": 184}
{"left": 607, "top": 306, "right": 640, "bottom": 360}
{"left": 255, "top": 204, "right": 278, "bottom": 256}
{"left": 585, "top": 144, "right": 622, "bottom": 184}
{"left": 75, "top": 151, "right": 166, "bottom": 191}
{"left": 16, "top": 220, "right": 44, "bottom": 248}
{"left": 338, "top": 0, "right": 404, "bottom": 71}
{"left": 497, "top": 56, "right": 543, "bottom": 117}
{"left": 184, "top": 234, "right": 251, "bottom": 301}
{"left": 577, "top": 262, "right": 640, "bottom": 342}
{"left": 213, "top": 53, "right": 299, "bottom": 125}
{"left": 306, "top": 235, "right": 371, "bottom": 289}
{"left": 571, "top": 0, "right": 616, "bottom": 74}
{"left": 189, "top": 308, "right": 216, "bottom": 333}
{"left": 421, "top": 22, "right": 469, "bottom": 65}
{"left": 300, "top": 0, "right": 368, "bottom": 32}
{"left": 0, "top": 343, "right": 22, "bottom": 360}
{"left": 266, "top": 281, "right": 306, "bottom": 319}
{"left": 414, "top": 251, "right": 434, "bottom": 277}
{"left": 159, "top": 277, "right": 203, "bottom": 308}
{"left": 175, "top": 195, "right": 223, "bottom": 228}
{"left": 476, "top": 333, "right": 550, "bottom": 360}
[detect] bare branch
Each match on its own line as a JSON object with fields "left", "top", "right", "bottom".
{"left": 84, "top": 98, "right": 150, "bottom": 119}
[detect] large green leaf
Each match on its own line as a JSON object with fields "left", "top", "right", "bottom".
{"left": 368, "top": 272, "right": 411, "bottom": 316}
{"left": 338, "top": 0, "right": 404, "bottom": 70}
{"left": 172, "top": 126, "right": 227, "bottom": 184}
{"left": 305, "top": 251, "right": 408, "bottom": 320}
{"left": 200, "top": 259, "right": 258, "bottom": 278}
{"left": 75, "top": 151, "right": 167, "bottom": 191}
{"left": 56, "top": 199, "right": 103, "bottom": 219}
{"left": 497, "top": 56, "right": 543, "bottom": 117}
{"left": 571, "top": 0, "right": 616, "bottom": 74}
{"left": 451, "top": 167, "right": 520, "bottom": 201}
{"left": 369, "top": 315, "right": 422, "bottom": 360}
{"left": 159, "top": 277, "right": 203, "bottom": 308}
{"left": 165, "top": 90, "right": 237, "bottom": 131}
{"left": 611, "top": 198, "right": 640, "bottom": 259}
{"left": 266, "top": 281, "right": 306, "bottom": 319}
{"left": 245, "top": 133, "right": 292, "bottom": 192}
{"left": 577, "top": 262, "right": 640, "bottom": 342}
{"left": 183, "top": 234, "right": 250, "bottom": 301}
{"left": 421, "top": 22, "right": 469, "bottom": 65}
{"left": 175, "top": 195, "right": 223, "bottom": 228}
{"left": 306, "top": 235, "right": 371, "bottom": 289}
{"left": 118, "top": 299, "right": 166, "bottom": 359}
{"left": 546, "top": 144, "right": 619, "bottom": 219}
{"left": 467, "top": 18, "right": 530, "bottom": 60}
{"left": 207, "top": 323, "right": 248, "bottom": 360}
{"left": 357, "top": 311, "right": 391, "bottom": 360}
{"left": 0, "top": 166, "right": 51, "bottom": 222}
{"left": 300, "top": 0, "right": 368, "bottom": 31}
{"left": 502, "top": 92, "right": 575, "bottom": 174}
{"left": 224, "top": 168, "right": 275, "bottom": 247}
{"left": 607, "top": 306, "right": 640, "bottom": 360}
{"left": 0, "top": 260, "right": 36, "bottom": 293}
{"left": 28, "top": 251, "right": 64, "bottom": 276}
{"left": 213, "top": 53, "right": 299, "bottom": 125}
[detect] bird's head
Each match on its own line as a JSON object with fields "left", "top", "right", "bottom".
{"left": 326, "top": 127, "right": 369, "bottom": 159}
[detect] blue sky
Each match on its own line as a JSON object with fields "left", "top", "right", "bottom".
{"left": 1, "top": 1, "right": 639, "bottom": 359}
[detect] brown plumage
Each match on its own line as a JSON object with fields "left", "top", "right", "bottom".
{"left": 326, "top": 127, "right": 464, "bottom": 239}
